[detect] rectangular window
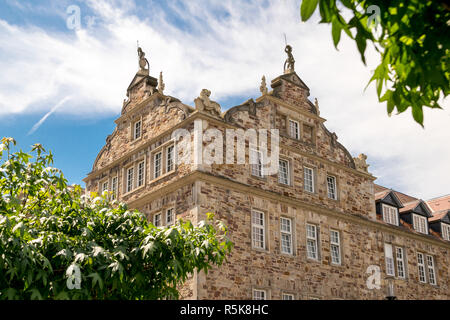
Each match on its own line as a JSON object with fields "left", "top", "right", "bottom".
{"left": 166, "top": 145, "right": 175, "bottom": 172}
{"left": 101, "top": 181, "right": 108, "bottom": 193}
{"left": 304, "top": 167, "right": 314, "bottom": 193}
{"left": 253, "top": 289, "right": 266, "bottom": 300}
{"left": 111, "top": 176, "right": 118, "bottom": 200}
{"left": 417, "top": 253, "right": 426, "bottom": 283}
{"left": 384, "top": 243, "right": 395, "bottom": 276}
{"left": 154, "top": 151, "right": 162, "bottom": 179}
{"left": 154, "top": 213, "right": 162, "bottom": 227}
{"left": 396, "top": 247, "right": 406, "bottom": 279}
{"left": 251, "top": 149, "right": 263, "bottom": 178}
{"left": 413, "top": 214, "right": 428, "bottom": 234}
{"left": 280, "top": 217, "right": 293, "bottom": 254}
{"left": 289, "top": 119, "right": 300, "bottom": 140}
{"left": 330, "top": 230, "right": 341, "bottom": 265}
{"left": 133, "top": 120, "right": 141, "bottom": 140}
{"left": 382, "top": 204, "right": 399, "bottom": 226}
{"left": 306, "top": 224, "right": 318, "bottom": 260}
{"left": 252, "top": 210, "right": 265, "bottom": 250}
{"left": 282, "top": 293, "right": 294, "bottom": 300}
{"left": 426, "top": 255, "right": 436, "bottom": 285}
{"left": 126, "top": 167, "right": 134, "bottom": 193}
{"left": 278, "top": 159, "right": 290, "bottom": 185}
{"left": 166, "top": 208, "right": 174, "bottom": 226}
{"left": 137, "top": 161, "right": 145, "bottom": 187}
{"left": 326, "top": 176, "right": 337, "bottom": 200}
{"left": 442, "top": 224, "right": 450, "bottom": 241}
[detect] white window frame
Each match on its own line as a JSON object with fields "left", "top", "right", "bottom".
{"left": 282, "top": 293, "right": 294, "bottom": 300}
{"left": 133, "top": 119, "right": 142, "bottom": 140}
{"left": 442, "top": 223, "right": 450, "bottom": 241}
{"left": 153, "top": 151, "right": 162, "bottom": 179}
{"left": 111, "top": 176, "right": 118, "bottom": 200}
{"left": 330, "top": 229, "right": 341, "bottom": 265}
{"left": 288, "top": 119, "right": 300, "bottom": 140}
{"left": 382, "top": 204, "right": 399, "bottom": 226}
{"left": 396, "top": 247, "right": 406, "bottom": 279}
{"left": 166, "top": 208, "right": 175, "bottom": 226}
{"left": 304, "top": 167, "right": 315, "bottom": 193}
{"left": 306, "top": 224, "right": 318, "bottom": 260}
{"left": 278, "top": 159, "right": 290, "bottom": 185}
{"left": 137, "top": 160, "right": 145, "bottom": 187}
{"left": 280, "top": 217, "right": 293, "bottom": 255}
{"left": 413, "top": 214, "right": 428, "bottom": 234}
{"left": 166, "top": 144, "right": 175, "bottom": 173}
{"left": 101, "top": 181, "right": 108, "bottom": 194}
{"left": 126, "top": 166, "right": 134, "bottom": 193}
{"left": 417, "top": 252, "right": 427, "bottom": 283}
{"left": 153, "top": 213, "right": 162, "bottom": 227}
{"left": 384, "top": 243, "right": 395, "bottom": 277}
{"left": 426, "top": 255, "right": 436, "bottom": 285}
{"left": 253, "top": 289, "right": 266, "bottom": 300}
{"left": 326, "top": 175, "right": 337, "bottom": 200}
{"left": 250, "top": 149, "right": 264, "bottom": 178}
{"left": 251, "top": 210, "right": 266, "bottom": 250}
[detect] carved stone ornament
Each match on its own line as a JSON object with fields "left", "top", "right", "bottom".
{"left": 137, "top": 47, "right": 149, "bottom": 73}
{"left": 354, "top": 153, "right": 369, "bottom": 173}
{"left": 158, "top": 71, "right": 165, "bottom": 95}
{"left": 315, "top": 98, "right": 320, "bottom": 116}
{"left": 194, "top": 89, "right": 221, "bottom": 117}
{"left": 260, "top": 75, "right": 268, "bottom": 95}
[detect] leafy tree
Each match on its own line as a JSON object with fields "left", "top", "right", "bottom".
{"left": 0, "top": 138, "right": 233, "bottom": 300}
{"left": 300, "top": 0, "right": 449, "bottom": 125}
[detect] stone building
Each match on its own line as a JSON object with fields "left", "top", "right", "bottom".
{"left": 83, "top": 46, "right": 450, "bottom": 300}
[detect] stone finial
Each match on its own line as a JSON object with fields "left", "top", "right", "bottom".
{"left": 284, "top": 44, "right": 295, "bottom": 74}
{"left": 315, "top": 98, "right": 320, "bottom": 116}
{"left": 354, "top": 153, "right": 369, "bottom": 173}
{"left": 137, "top": 47, "right": 149, "bottom": 73}
{"left": 158, "top": 71, "right": 165, "bottom": 95}
{"left": 194, "top": 89, "right": 221, "bottom": 117}
{"left": 260, "top": 76, "right": 268, "bottom": 95}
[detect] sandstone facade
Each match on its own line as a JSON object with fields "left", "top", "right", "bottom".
{"left": 84, "top": 47, "right": 450, "bottom": 300}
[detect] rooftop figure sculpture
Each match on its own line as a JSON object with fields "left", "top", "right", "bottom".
{"left": 284, "top": 44, "right": 295, "bottom": 74}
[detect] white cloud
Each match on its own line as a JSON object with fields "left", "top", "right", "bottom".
{"left": 0, "top": 0, "right": 448, "bottom": 199}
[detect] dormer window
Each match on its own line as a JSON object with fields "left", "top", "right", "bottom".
{"left": 413, "top": 214, "right": 428, "bottom": 234}
{"left": 133, "top": 120, "right": 142, "bottom": 140}
{"left": 382, "top": 204, "right": 399, "bottom": 226}
{"left": 441, "top": 224, "right": 450, "bottom": 241}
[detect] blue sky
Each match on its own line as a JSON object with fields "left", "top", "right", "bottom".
{"left": 0, "top": 0, "right": 449, "bottom": 199}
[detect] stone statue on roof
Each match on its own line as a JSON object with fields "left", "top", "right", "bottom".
{"left": 137, "top": 47, "right": 149, "bottom": 72}
{"left": 284, "top": 44, "right": 295, "bottom": 74}
{"left": 194, "top": 89, "right": 221, "bottom": 117}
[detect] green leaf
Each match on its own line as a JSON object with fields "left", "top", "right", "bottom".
{"left": 300, "top": 0, "right": 319, "bottom": 21}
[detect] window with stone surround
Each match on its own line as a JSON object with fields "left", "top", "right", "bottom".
{"left": 326, "top": 175, "right": 337, "bottom": 200}
{"left": 126, "top": 167, "right": 134, "bottom": 193}
{"left": 282, "top": 293, "right": 294, "bottom": 300}
{"left": 150, "top": 141, "right": 176, "bottom": 181}
{"left": 304, "top": 167, "right": 315, "bottom": 193}
{"left": 396, "top": 247, "right": 406, "bottom": 279}
{"left": 330, "top": 229, "right": 341, "bottom": 265}
{"left": 101, "top": 180, "right": 108, "bottom": 194}
{"left": 426, "top": 255, "right": 437, "bottom": 285}
{"left": 252, "top": 210, "right": 266, "bottom": 250}
{"left": 384, "top": 243, "right": 395, "bottom": 276}
{"left": 442, "top": 223, "right": 450, "bottom": 241}
{"left": 166, "top": 145, "right": 175, "bottom": 173}
{"left": 154, "top": 151, "right": 162, "bottom": 179}
{"left": 280, "top": 217, "right": 293, "bottom": 254}
{"left": 253, "top": 289, "right": 266, "bottom": 300}
{"left": 250, "top": 149, "right": 264, "bottom": 178}
{"left": 382, "top": 204, "right": 399, "bottom": 226}
{"left": 417, "top": 252, "right": 427, "bottom": 283}
{"left": 153, "top": 213, "right": 162, "bottom": 227}
{"left": 133, "top": 119, "right": 142, "bottom": 140}
{"left": 278, "top": 159, "right": 290, "bottom": 185}
{"left": 137, "top": 160, "right": 145, "bottom": 187}
{"left": 306, "top": 224, "right": 319, "bottom": 260}
{"left": 111, "top": 176, "right": 118, "bottom": 200}
{"left": 288, "top": 119, "right": 300, "bottom": 140}
{"left": 413, "top": 214, "right": 428, "bottom": 234}
{"left": 166, "top": 208, "right": 175, "bottom": 226}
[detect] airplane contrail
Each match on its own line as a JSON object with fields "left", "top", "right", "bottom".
{"left": 28, "top": 96, "right": 72, "bottom": 135}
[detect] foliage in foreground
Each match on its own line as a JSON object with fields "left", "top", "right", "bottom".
{"left": 300, "top": 0, "right": 449, "bottom": 125}
{"left": 0, "top": 138, "right": 233, "bottom": 299}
